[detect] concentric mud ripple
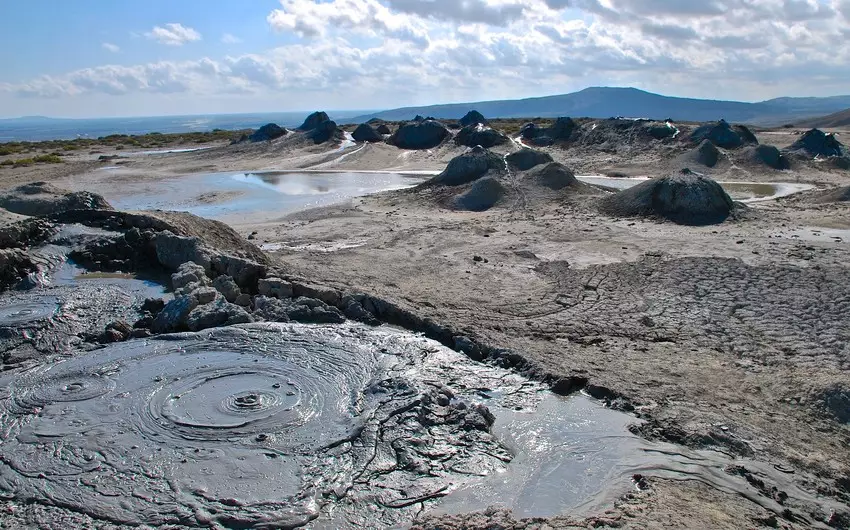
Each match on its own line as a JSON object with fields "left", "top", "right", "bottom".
{"left": 0, "top": 298, "right": 58, "bottom": 327}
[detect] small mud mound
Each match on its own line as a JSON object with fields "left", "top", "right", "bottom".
{"left": 389, "top": 120, "right": 451, "bottom": 150}
{"left": 376, "top": 123, "right": 392, "bottom": 135}
{"left": 801, "top": 186, "right": 850, "bottom": 204}
{"left": 690, "top": 120, "right": 755, "bottom": 149}
{"left": 570, "top": 119, "right": 679, "bottom": 152}
{"left": 521, "top": 117, "right": 577, "bottom": 146}
{"left": 506, "top": 148, "right": 553, "bottom": 171}
{"left": 745, "top": 144, "right": 790, "bottom": 170}
{"left": 453, "top": 177, "right": 506, "bottom": 211}
{"left": 430, "top": 146, "right": 504, "bottom": 186}
{"left": 600, "top": 169, "right": 735, "bottom": 226}
{"left": 459, "top": 110, "right": 488, "bottom": 127}
{"left": 788, "top": 129, "right": 845, "bottom": 158}
{"left": 305, "top": 120, "right": 340, "bottom": 144}
{"left": 733, "top": 124, "right": 759, "bottom": 145}
{"left": 248, "top": 123, "right": 287, "bottom": 143}
{"left": 455, "top": 123, "right": 509, "bottom": 148}
{"left": 679, "top": 140, "right": 720, "bottom": 168}
{"left": 352, "top": 123, "right": 382, "bottom": 142}
{"left": 832, "top": 156, "right": 850, "bottom": 170}
{"left": 0, "top": 182, "right": 113, "bottom": 217}
{"left": 525, "top": 162, "right": 580, "bottom": 191}
{"left": 297, "top": 111, "right": 331, "bottom": 131}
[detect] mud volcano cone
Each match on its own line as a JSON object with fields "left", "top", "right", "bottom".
{"left": 600, "top": 169, "right": 735, "bottom": 226}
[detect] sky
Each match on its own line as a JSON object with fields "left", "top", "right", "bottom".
{"left": 1, "top": 0, "right": 849, "bottom": 118}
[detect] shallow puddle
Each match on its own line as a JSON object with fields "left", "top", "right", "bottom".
{"left": 108, "top": 171, "right": 426, "bottom": 223}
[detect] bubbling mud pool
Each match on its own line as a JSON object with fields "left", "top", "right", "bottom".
{"left": 0, "top": 321, "right": 831, "bottom": 528}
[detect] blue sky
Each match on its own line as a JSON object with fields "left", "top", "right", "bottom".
{"left": 1, "top": 0, "right": 848, "bottom": 118}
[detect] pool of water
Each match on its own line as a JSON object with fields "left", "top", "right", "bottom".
{"left": 108, "top": 171, "right": 426, "bottom": 223}
{"left": 576, "top": 176, "right": 815, "bottom": 203}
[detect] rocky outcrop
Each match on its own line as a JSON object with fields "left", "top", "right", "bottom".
{"left": 505, "top": 148, "right": 553, "bottom": 171}
{"left": 600, "top": 168, "right": 735, "bottom": 226}
{"left": 249, "top": 123, "right": 287, "bottom": 142}
{"left": 689, "top": 120, "right": 756, "bottom": 149}
{"left": 0, "top": 182, "right": 112, "bottom": 217}
{"left": 254, "top": 296, "right": 345, "bottom": 324}
{"left": 297, "top": 111, "right": 331, "bottom": 131}
{"left": 186, "top": 298, "right": 253, "bottom": 332}
{"left": 459, "top": 110, "right": 488, "bottom": 127}
{"left": 389, "top": 120, "right": 450, "bottom": 150}
{"left": 70, "top": 227, "right": 159, "bottom": 273}
{"left": 453, "top": 177, "right": 505, "bottom": 211}
{"left": 787, "top": 129, "right": 845, "bottom": 158}
{"left": 352, "top": 123, "right": 382, "bottom": 143}
{"left": 430, "top": 147, "right": 504, "bottom": 186}
{"left": 155, "top": 231, "right": 212, "bottom": 272}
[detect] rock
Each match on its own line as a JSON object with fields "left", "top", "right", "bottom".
{"left": 211, "top": 255, "right": 266, "bottom": 291}
{"left": 291, "top": 282, "right": 341, "bottom": 306}
{"left": 788, "top": 129, "right": 845, "bottom": 158}
{"left": 249, "top": 123, "right": 287, "bottom": 142}
{"left": 525, "top": 162, "right": 580, "bottom": 191}
{"left": 0, "top": 218, "right": 56, "bottom": 249}
{"left": 186, "top": 299, "right": 254, "bottom": 332}
{"left": 505, "top": 148, "right": 554, "bottom": 171}
{"left": 454, "top": 124, "right": 509, "bottom": 148}
{"left": 151, "top": 295, "right": 199, "bottom": 334}
{"left": 389, "top": 120, "right": 450, "bottom": 150}
{"left": 599, "top": 168, "right": 735, "bottom": 226}
{"left": 194, "top": 287, "right": 219, "bottom": 305}
{"left": 297, "top": 111, "right": 331, "bottom": 131}
{"left": 258, "top": 277, "right": 294, "bottom": 298}
{"left": 459, "top": 110, "right": 489, "bottom": 127}
{"left": 453, "top": 177, "right": 505, "bottom": 212}
{"left": 689, "top": 120, "right": 752, "bottom": 149}
{"left": 213, "top": 275, "right": 241, "bottom": 303}
{"left": 376, "top": 124, "right": 392, "bottom": 135}
{"left": 234, "top": 293, "right": 253, "bottom": 307}
{"left": 746, "top": 145, "right": 790, "bottom": 170}
{"left": 253, "top": 296, "right": 346, "bottom": 324}
{"left": 352, "top": 123, "right": 382, "bottom": 143}
{"left": 141, "top": 298, "right": 165, "bottom": 315}
{"left": 431, "top": 146, "right": 504, "bottom": 186}
{"left": 306, "top": 120, "right": 339, "bottom": 144}
{"left": 0, "top": 249, "right": 36, "bottom": 291}
{"left": 171, "top": 262, "right": 209, "bottom": 291}
{"left": 102, "top": 320, "right": 133, "bottom": 343}
{"left": 0, "top": 182, "right": 113, "bottom": 217}
{"left": 101, "top": 329, "right": 126, "bottom": 344}
{"left": 155, "top": 232, "right": 211, "bottom": 272}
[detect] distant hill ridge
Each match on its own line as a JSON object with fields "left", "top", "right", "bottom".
{"left": 796, "top": 108, "right": 850, "bottom": 128}
{"left": 350, "top": 87, "right": 850, "bottom": 126}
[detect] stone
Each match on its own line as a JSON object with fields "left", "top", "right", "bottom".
{"left": 211, "top": 255, "right": 266, "bottom": 291}
{"left": 155, "top": 232, "right": 211, "bottom": 272}
{"left": 213, "top": 275, "right": 241, "bottom": 303}
{"left": 186, "top": 299, "right": 254, "bottom": 332}
{"left": 235, "top": 293, "right": 253, "bottom": 307}
{"left": 151, "top": 295, "right": 199, "bottom": 334}
{"left": 194, "top": 287, "right": 219, "bottom": 305}
{"left": 171, "top": 262, "right": 209, "bottom": 290}
{"left": 258, "top": 277, "right": 293, "bottom": 298}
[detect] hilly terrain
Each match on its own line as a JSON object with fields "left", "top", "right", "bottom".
{"left": 350, "top": 87, "right": 850, "bottom": 126}
{"left": 796, "top": 108, "right": 850, "bottom": 128}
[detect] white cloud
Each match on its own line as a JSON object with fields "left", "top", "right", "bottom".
{"left": 145, "top": 23, "right": 202, "bottom": 46}
{"left": 4, "top": 0, "right": 850, "bottom": 113}
{"left": 221, "top": 33, "right": 242, "bottom": 44}
{"left": 102, "top": 42, "right": 120, "bottom": 53}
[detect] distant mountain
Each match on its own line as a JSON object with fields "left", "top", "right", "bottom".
{"left": 796, "top": 108, "right": 850, "bottom": 128}
{"left": 348, "top": 87, "right": 850, "bottom": 126}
